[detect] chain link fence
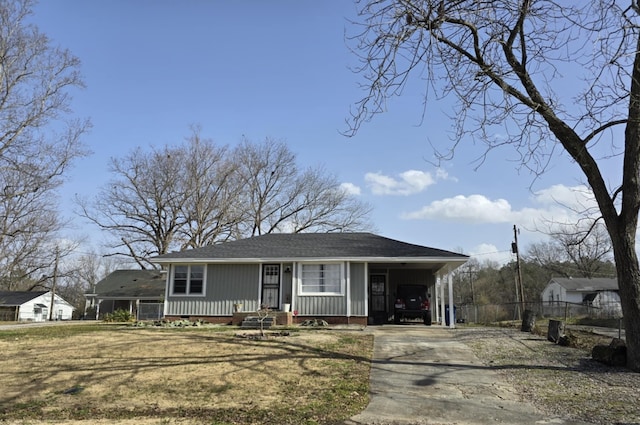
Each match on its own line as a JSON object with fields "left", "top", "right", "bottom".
{"left": 455, "top": 299, "right": 624, "bottom": 325}
{"left": 137, "top": 303, "right": 164, "bottom": 321}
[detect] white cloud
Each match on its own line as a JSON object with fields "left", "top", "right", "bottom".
{"left": 365, "top": 169, "right": 436, "bottom": 196}
{"left": 468, "top": 243, "right": 513, "bottom": 265}
{"left": 435, "top": 167, "right": 458, "bottom": 182}
{"left": 402, "top": 184, "right": 599, "bottom": 229}
{"left": 340, "top": 182, "right": 361, "bottom": 195}
{"left": 531, "top": 184, "right": 597, "bottom": 211}
{"left": 402, "top": 194, "right": 513, "bottom": 223}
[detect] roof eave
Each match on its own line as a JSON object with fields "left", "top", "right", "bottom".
{"left": 151, "top": 256, "right": 468, "bottom": 264}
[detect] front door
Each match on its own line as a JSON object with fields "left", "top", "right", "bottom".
{"left": 261, "top": 264, "right": 280, "bottom": 309}
{"left": 369, "top": 274, "right": 387, "bottom": 324}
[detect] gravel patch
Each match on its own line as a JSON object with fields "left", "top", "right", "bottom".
{"left": 457, "top": 326, "right": 640, "bottom": 425}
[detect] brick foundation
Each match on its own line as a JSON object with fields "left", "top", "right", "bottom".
{"left": 162, "top": 314, "right": 367, "bottom": 326}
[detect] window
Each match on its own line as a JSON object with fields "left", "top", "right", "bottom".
{"left": 172, "top": 265, "right": 205, "bottom": 295}
{"left": 300, "top": 263, "right": 342, "bottom": 295}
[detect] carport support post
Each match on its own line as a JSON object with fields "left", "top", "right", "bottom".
{"left": 440, "top": 273, "right": 445, "bottom": 325}
{"left": 434, "top": 275, "right": 440, "bottom": 324}
{"left": 448, "top": 269, "right": 455, "bottom": 328}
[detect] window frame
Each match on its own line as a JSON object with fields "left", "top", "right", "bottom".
{"left": 170, "top": 264, "right": 206, "bottom": 296}
{"left": 298, "top": 262, "right": 344, "bottom": 296}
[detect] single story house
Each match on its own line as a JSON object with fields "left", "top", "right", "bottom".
{"left": 86, "top": 269, "right": 166, "bottom": 320}
{"left": 541, "top": 277, "right": 622, "bottom": 317}
{"left": 541, "top": 277, "right": 618, "bottom": 305}
{"left": 0, "top": 291, "right": 74, "bottom": 322}
{"left": 151, "top": 232, "right": 468, "bottom": 326}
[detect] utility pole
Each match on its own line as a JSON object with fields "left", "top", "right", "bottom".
{"left": 512, "top": 225, "right": 525, "bottom": 314}
{"left": 49, "top": 247, "right": 59, "bottom": 321}
{"left": 465, "top": 264, "right": 476, "bottom": 304}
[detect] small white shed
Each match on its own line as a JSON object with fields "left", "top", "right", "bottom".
{"left": 0, "top": 291, "right": 75, "bottom": 322}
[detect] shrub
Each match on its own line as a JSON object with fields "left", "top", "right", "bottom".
{"left": 103, "top": 309, "right": 135, "bottom": 323}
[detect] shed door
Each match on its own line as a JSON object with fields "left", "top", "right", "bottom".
{"left": 261, "top": 264, "right": 280, "bottom": 309}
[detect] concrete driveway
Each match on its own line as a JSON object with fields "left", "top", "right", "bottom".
{"left": 346, "top": 325, "right": 590, "bottom": 425}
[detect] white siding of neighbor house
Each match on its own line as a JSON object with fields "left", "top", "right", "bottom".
{"left": 541, "top": 282, "right": 565, "bottom": 304}
{"left": 166, "top": 263, "right": 261, "bottom": 317}
{"left": 18, "top": 292, "right": 74, "bottom": 321}
{"left": 592, "top": 291, "right": 623, "bottom": 317}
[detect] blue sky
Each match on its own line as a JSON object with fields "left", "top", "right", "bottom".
{"left": 29, "top": 1, "right": 610, "bottom": 264}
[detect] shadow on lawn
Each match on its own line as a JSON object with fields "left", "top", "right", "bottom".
{"left": 0, "top": 327, "right": 373, "bottom": 422}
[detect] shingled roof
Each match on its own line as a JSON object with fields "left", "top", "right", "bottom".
{"left": 93, "top": 270, "right": 166, "bottom": 298}
{"left": 550, "top": 277, "right": 618, "bottom": 292}
{"left": 152, "top": 233, "right": 469, "bottom": 263}
{"left": 0, "top": 291, "right": 48, "bottom": 306}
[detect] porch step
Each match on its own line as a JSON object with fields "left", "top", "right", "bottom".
{"left": 240, "top": 316, "right": 274, "bottom": 329}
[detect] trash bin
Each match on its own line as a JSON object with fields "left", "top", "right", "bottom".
{"left": 445, "top": 305, "right": 457, "bottom": 326}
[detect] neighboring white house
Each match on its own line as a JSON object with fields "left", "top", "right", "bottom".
{"left": 0, "top": 291, "right": 75, "bottom": 322}
{"left": 541, "top": 277, "right": 621, "bottom": 317}
{"left": 541, "top": 277, "right": 618, "bottom": 304}
{"left": 591, "top": 290, "right": 623, "bottom": 318}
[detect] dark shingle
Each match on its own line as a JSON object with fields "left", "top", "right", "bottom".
{"left": 153, "top": 233, "right": 468, "bottom": 261}
{"left": 94, "top": 270, "right": 165, "bottom": 298}
{"left": 0, "top": 291, "right": 48, "bottom": 306}
{"left": 551, "top": 277, "right": 618, "bottom": 291}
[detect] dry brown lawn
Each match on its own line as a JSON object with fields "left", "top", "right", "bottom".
{"left": 0, "top": 323, "right": 373, "bottom": 425}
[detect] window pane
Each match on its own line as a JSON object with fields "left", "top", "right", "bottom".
{"left": 264, "top": 265, "right": 279, "bottom": 284}
{"left": 174, "top": 266, "right": 188, "bottom": 294}
{"left": 300, "top": 264, "right": 341, "bottom": 294}
{"left": 190, "top": 266, "right": 204, "bottom": 294}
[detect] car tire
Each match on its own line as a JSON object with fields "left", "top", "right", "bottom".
{"left": 423, "top": 311, "right": 432, "bottom": 326}
{"left": 394, "top": 314, "right": 401, "bottom": 324}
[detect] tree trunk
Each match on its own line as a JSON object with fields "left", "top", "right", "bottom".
{"left": 521, "top": 309, "right": 536, "bottom": 332}
{"left": 611, "top": 232, "right": 640, "bottom": 371}
{"left": 547, "top": 319, "right": 564, "bottom": 343}
{"left": 616, "top": 259, "right": 640, "bottom": 371}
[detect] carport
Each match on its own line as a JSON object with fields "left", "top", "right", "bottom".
{"left": 367, "top": 257, "right": 468, "bottom": 326}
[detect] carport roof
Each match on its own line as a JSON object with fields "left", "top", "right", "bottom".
{"left": 152, "top": 233, "right": 469, "bottom": 267}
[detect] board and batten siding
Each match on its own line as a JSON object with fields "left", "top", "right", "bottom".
{"left": 166, "top": 263, "right": 260, "bottom": 316}
{"left": 349, "top": 262, "right": 366, "bottom": 316}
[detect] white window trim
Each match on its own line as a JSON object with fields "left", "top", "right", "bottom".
{"left": 297, "top": 262, "right": 345, "bottom": 296}
{"left": 170, "top": 264, "right": 207, "bottom": 297}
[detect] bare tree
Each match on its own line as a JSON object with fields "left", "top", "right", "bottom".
{"left": 348, "top": 1, "right": 640, "bottom": 369}
{"left": 0, "top": 0, "right": 89, "bottom": 287}
{"left": 233, "top": 138, "right": 373, "bottom": 235}
{"left": 176, "top": 130, "right": 241, "bottom": 249}
{"left": 59, "top": 250, "right": 125, "bottom": 317}
{"left": 81, "top": 134, "right": 373, "bottom": 265}
{"left": 526, "top": 223, "right": 615, "bottom": 278}
{"left": 77, "top": 145, "right": 188, "bottom": 269}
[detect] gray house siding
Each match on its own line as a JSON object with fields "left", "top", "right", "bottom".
{"left": 166, "top": 264, "right": 260, "bottom": 316}
{"left": 296, "top": 295, "right": 346, "bottom": 316}
{"left": 349, "top": 262, "right": 366, "bottom": 316}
